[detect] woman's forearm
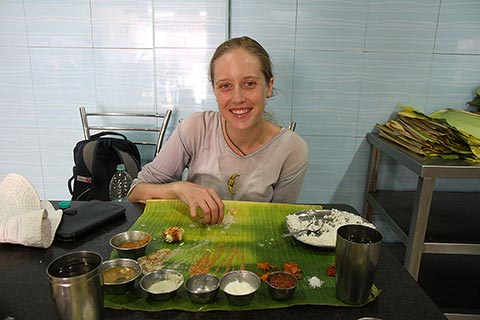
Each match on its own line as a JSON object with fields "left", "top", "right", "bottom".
{"left": 128, "top": 181, "right": 180, "bottom": 202}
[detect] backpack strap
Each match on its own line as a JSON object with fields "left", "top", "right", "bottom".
{"left": 91, "top": 131, "right": 128, "bottom": 140}
{"left": 112, "top": 146, "right": 140, "bottom": 179}
{"left": 90, "top": 132, "right": 139, "bottom": 177}
{"left": 67, "top": 140, "right": 98, "bottom": 197}
{"left": 82, "top": 140, "right": 99, "bottom": 175}
{"left": 89, "top": 135, "right": 140, "bottom": 178}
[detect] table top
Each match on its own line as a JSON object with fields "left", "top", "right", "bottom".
{"left": 0, "top": 201, "right": 447, "bottom": 320}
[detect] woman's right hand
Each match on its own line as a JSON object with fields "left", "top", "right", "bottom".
{"left": 171, "top": 181, "right": 224, "bottom": 225}
{"left": 128, "top": 181, "right": 224, "bottom": 225}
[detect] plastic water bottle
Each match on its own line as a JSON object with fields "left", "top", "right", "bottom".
{"left": 109, "top": 164, "right": 132, "bottom": 202}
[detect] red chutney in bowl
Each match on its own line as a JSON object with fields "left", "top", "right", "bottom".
{"left": 267, "top": 271, "right": 297, "bottom": 289}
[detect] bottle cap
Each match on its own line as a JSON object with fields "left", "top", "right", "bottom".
{"left": 58, "top": 201, "right": 71, "bottom": 209}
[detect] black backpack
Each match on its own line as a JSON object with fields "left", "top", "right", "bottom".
{"left": 68, "top": 132, "right": 141, "bottom": 201}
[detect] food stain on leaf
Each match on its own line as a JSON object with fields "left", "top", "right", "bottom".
{"left": 188, "top": 243, "right": 245, "bottom": 276}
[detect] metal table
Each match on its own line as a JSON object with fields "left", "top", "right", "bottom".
{"left": 364, "top": 133, "right": 480, "bottom": 318}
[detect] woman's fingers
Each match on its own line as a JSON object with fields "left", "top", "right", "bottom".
{"left": 189, "top": 204, "right": 198, "bottom": 220}
{"left": 194, "top": 190, "right": 224, "bottom": 225}
{"left": 209, "top": 189, "right": 225, "bottom": 224}
{"left": 175, "top": 182, "right": 224, "bottom": 225}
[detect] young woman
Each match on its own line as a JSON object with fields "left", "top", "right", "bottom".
{"left": 128, "top": 36, "right": 309, "bottom": 225}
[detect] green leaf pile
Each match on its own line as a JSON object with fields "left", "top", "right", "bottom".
{"left": 376, "top": 105, "right": 480, "bottom": 162}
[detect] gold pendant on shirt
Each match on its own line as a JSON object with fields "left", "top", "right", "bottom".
{"left": 228, "top": 174, "right": 240, "bottom": 194}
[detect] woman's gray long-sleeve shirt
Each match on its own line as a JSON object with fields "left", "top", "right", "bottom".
{"left": 131, "top": 111, "right": 309, "bottom": 203}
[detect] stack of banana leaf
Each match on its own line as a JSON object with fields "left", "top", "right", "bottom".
{"left": 375, "top": 105, "right": 480, "bottom": 162}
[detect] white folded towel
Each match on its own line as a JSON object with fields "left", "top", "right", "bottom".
{"left": 0, "top": 173, "right": 62, "bottom": 248}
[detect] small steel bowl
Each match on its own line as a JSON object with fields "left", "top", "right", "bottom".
{"left": 266, "top": 271, "right": 298, "bottom": 301}
{"left": 220, "top": 270, "right": 261, "bottom": 306}
{"left": 101, "top": 258, "right": 142, "bottom": 295}
{"left": 185, "top": 274, "right": 220, "bottom": 304}
{"left": 109, "top": 230, "right": 152, "bottom": 259}
{"left": 140, "top": 269, "right": 184, "bottom": 301}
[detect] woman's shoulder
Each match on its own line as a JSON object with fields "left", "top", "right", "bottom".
{"left": 276, "top": 128, "right": 309, "bottom": 154}
{"left": 177, "top": 110, "right": 221, "bottom": 143}
{"left": 180, "top": 110, "right": 220, "bottom": 131}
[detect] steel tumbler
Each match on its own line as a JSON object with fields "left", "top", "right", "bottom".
{"left": 335, "top": 224, "right": 382, "bottom": 305}
{"left": 47, "top": 251, "right": 104, "bottom": 320}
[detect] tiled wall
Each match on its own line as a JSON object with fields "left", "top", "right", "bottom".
{"left": 1, "top": 0, "right": 479, "bottom": 212}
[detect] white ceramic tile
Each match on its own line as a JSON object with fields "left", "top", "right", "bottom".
{"left": 0, "top": 128, "right": 45, "bottom": 198}
{"left": 0, "top": 0, "right": 28, "bottom": 47}
{"left": 267, "top": 50, "right": 295, "bottom": 128}
{"left": 357, "top": 52, "right": 431, "bottom": 135}
{"left": 155, "top": 48, "right": 214, "bottom": 111}
{"left": 293, "top": 51, "right": 363, "bottom": 137}
{"left": 349, "top": 137, "right": 371, "bottom": 212}
{"left": 298, "top": 136, "right": 356, "bottom": 204}
{"left": 94, "top": 48, "right": 155, "bottom": 111}
{"left": 365, "top": 0, "right": 440, "bottom": 53}
{"left": 154, "top": 0, "right": 226, "bottom": 48}
{"left": 0, "top": 47, "right": 36, "bottom": 128}
{"left": 230, "top": 0, "right": 296, "bottom": 50}
{"left": 24, "top": 0, "right": 92, "bottom": 47}
{"left": 296, "top": 0, "right": 369, "bottom": 51}
{"left": 435, "top": 0, "right": 480, "bottom": 54}
{"left": 39, "top": 127, "right": 84, "bottom": 200}
{"left": 92, "top": 0, "right": 153, "bottom": 48}
{"left": 426, "top": 54, "right": 480, "bottom": 114}
{"left": 30, "top": 48, "right": 96, "bottom": 128}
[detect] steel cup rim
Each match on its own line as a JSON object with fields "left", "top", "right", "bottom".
{"left": 140, "top": 269, "right": 184, "bottom": 295}
{"left": 185, "top": 273, "right": 220, "bottom": 294}
{"left": 109, "top": 230, "right": 152, "bottom": 251}
{"left": 46, "top": 251, "right": 103, "bottom": 282}
{"left": 337, "top": 224, "right": 383, "bottom": 245}
{"left": 101, "top": 258, "right": 142, "bottom": 286}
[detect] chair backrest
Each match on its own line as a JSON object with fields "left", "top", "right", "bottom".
{"left": 79, "top": 106, "right": 173, "bottom": 157}
{"left": 288, "top": 121, "right": 296, "bottom": 131}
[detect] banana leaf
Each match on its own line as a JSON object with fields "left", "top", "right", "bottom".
{"left": 104, "top": 200, "right": 380, "bottom": 312}
{"left": 470, "top": 146, "right": 480, "bottom": 159}
{"left": 380, "top": 123, "right": 424, "bottom": 147}
{"left": 383, "top": 120, "right": 419, "bottom": 141}
{"left": 429, "top": 108, "right": 480, "bottom": 140}
{"left": 397, "top": 105, "right": 430, "bottom": 120}
{"left": 397, "top": 117, "right": 439, "bottom": 143}
{"left": 376, "top": 126, "right": 424, "bottom": 155}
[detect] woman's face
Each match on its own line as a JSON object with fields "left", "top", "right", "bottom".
{"left": 212, "top": 48, "right": 274, "bottom": 130}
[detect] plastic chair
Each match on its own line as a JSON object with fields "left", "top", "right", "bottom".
{"left": 79, "top": 106, "right": 173, "bottom": 156}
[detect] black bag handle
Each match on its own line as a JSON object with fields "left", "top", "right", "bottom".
{"left": 90, "top": 131, "right": 128, "bottom": 140}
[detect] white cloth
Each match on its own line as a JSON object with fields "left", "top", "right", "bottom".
{"left": 0, "top": 173, "right": 62, "bottom": 248}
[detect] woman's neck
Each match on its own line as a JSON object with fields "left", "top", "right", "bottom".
{"left": 223, "top": 119, "right": 267, "bottom": 156}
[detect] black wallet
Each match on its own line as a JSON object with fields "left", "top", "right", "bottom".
{"left": 55, "top": 200, "right": 126, "bottom": 242}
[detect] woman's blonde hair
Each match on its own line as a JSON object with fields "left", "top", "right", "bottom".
{"left": 209, "top": 36, "right": 274, "bottom": 90}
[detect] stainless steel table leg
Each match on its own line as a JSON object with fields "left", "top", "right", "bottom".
{"left": 404, "top": 176, "right": 435, "bottom": 280}
{"left": 364, "top": 146, "right": 381, "bottom": 221}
